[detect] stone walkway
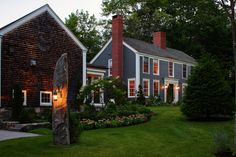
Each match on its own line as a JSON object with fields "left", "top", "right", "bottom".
{"left": 0, "top": 130, "right": 41, "bottom": 141}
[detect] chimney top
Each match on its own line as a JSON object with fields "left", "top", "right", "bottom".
{"left": 153, "top": 32, "right": 166, "bottom": 49}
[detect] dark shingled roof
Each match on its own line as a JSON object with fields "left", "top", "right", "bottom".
{"left": 124, "top": 38, "right": 196, "bottom": 64}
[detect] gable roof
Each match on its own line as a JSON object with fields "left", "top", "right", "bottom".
{"left": 0, "top": 4, "right": 87, "bottom": 52}
{"left": 124, "top": 38, "right": 196, "bottom": 64}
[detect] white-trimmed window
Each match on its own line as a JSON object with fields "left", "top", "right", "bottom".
{"left": 108, "top": 59, "right": 112, "bottom": 76}
{"left": 40, "top": 91, "right": 52, "bottom": 106}
{"left": 182, "top": 83, "right": 188, "bottom": 97}
{"left": 153, "top": 80, "right": 160, "bottom": 97}
{"left": 143, "top": 56, "right": 149, "bottom": 74}
{"left": 182, "top": 64, "right": 187, "bottom": 79}
{"left": 143, "top": 79, "right": 150, "bottom": 97}
{"left": 128, "top": 79, "right": 136, "bottom": 98}
{"left": 168, "top": 61, "right": 174, "bottom": 77}
{"left": 22, "top": 90, "right": 27, "bottom": 106}
{"left": 12, "top": 89, "right": 27, "bottom": 106}
{"left": 153, "top": 59, "right": 159, "bottom": 75}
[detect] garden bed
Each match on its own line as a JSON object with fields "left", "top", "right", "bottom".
{"left": 80, "top": 113, "right": 151, "bottom": 130}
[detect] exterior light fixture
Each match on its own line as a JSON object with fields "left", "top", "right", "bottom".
{"left": 176, "top": 86, "right": 180, "bottom": 90}
{"left": 53, "top": 90, "right": 58, "bottom": 101}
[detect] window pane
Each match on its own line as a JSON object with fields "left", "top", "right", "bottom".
{"left": 153, "top": 59, "right": 158, "bottom": 74}
{"left": 108, "top": 59, "right": 112, "bottom": 76}
{"left": 169, "top": 62, "right": 173, "bottom": 76}
{"left": 143, "top": 57, "right": 149, "bottom": 73}
{"left": 183, "top": 64, "right": 187, "bottom": 78}
{"left": 154, "top": 81, "right": 159, "bottom": 96}
{"left": 143, "top": 80, "right": 149, "bottom": 96}
{"left": 129, "top": 80, "right": 135, "bottom": 97}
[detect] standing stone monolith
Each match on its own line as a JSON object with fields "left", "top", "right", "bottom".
{"left": 52, "top": 53, "right": 70, "bottom": 145}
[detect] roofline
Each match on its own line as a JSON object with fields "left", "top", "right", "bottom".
{"left": 90, "top": 37, "right": 196, "bottom": 66}
{"left": 0, "top": 4, "right": 87, "bottom": 52}
{"left": 123, "top": 41, "right": 196, "bottom": 65}
{"left": 90, "top": 38, "right": 112, "bottom": 64}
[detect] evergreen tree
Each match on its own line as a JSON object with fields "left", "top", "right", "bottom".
{"left": 181, "top": 54, "right": 234, "bottom": 120}
{"left": 137, "top": 85, "right": 145, "bottom": 106}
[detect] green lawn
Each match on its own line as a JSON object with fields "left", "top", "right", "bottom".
{"left": 0, "top": 106, "right": 234, "bottom": 157}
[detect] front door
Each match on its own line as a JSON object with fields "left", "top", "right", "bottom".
{"left": 164, "top": 79, "right": 179, "bottom": 103}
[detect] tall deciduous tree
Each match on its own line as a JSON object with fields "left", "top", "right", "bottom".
{"left": 65, "top": 10, "right": 103, "bottom": 61}
{"left": 214, "top": 0, "right": 236, "bottom": 149}
{"left": 101, "top": 0, "right": 232, "bottom": 70}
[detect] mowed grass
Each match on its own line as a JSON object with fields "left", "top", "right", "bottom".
{"left": 0, "top": 106, "right": 233, "bottom": 157}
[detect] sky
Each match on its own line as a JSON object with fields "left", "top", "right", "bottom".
{"left": 0, "top": 0, "right": 103, "bottom": 28}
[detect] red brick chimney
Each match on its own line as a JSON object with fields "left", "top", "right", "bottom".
{"left": 153, "top": 32, "right": 166, "bottom": 49}
{"left": 112, "top": 15, "right": 123, "bottom": 79}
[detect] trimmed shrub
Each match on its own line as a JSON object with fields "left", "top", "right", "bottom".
{"left": 19, "top": 108, "right": 37, "bottom": 123}
{"left": 181, "top": 54, "right": 234, "bottom": 120}
{"left": 137, "top": 85, "right": 145, "bottom": 106}
{"left": 146, "top": 96, "right": 162, "bottom": 106}
{"left": 69, "top": 112, "right": 82, "bottom": 144}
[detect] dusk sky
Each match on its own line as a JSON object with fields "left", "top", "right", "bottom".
{"left": 0, "top": 0, "right": 103, "bottom": 28}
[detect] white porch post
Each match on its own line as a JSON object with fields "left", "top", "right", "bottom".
{"left": 135, "top": 54, "right": 140, "bottom": 96}
{"left": 82, "top": 50, "right": 87, "bottom": 86}
{"left": 0, "top": 35, "right": 2, "bottom": 107}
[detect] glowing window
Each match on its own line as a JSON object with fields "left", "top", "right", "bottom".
{"left": 128, "top": 79, "right": 135, "bottom": 97}
{"left": 40, "top": 91, "right": 52, "bottom": 106}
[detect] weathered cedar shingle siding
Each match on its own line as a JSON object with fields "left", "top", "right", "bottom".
{"left": 1, "top": 12, "right": 82, "bottom": 107}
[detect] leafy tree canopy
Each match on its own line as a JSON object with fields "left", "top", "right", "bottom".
{"left": 65, "top": 10, "right": 103, "bottom": 61}
{"left": 101, "top": 0, "right": 233, "bottom": 70}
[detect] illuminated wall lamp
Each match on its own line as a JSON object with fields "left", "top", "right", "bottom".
{"left": 176, "top": 86, "right": 180, "bottom": 90}
{"left": 53, "top": 90, "right": 58, "bottom": 101}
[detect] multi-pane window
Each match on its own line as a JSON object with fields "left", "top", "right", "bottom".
{"left": 128, "top": 79, "right": 135, "bottom": 97}
{"left": 108, "top": 59, "right": 112, "bottom": 76}
{"left": 143, "top": 57, "right": 149, "bottom": 73}
{"left": 153, "top": 80, "right": 159, "bottom": 97}
{"left": 40, "top": 91, "right": 52, "bottom": 106}
{"left": 182, "top": 64, "right": 187, "bottom": 79}
{"left": 153, "top": 59, "right": 159, "bottom": 75}
{"left": 143, "top": 79, "right": 149, "bottom": 97}
{"left": 168, "top": 61, "right": 174, "bottom": 77}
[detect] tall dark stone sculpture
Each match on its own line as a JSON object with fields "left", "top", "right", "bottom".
{"left": 52, "top": 53, "right": 70, "bottom": 145}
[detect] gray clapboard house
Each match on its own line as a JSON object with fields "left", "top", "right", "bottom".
{"left": 90, "top": 15, "right": 196, "bottom": 103}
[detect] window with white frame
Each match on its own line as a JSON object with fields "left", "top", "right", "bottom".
{"left": 128, "top": 79, "right": 135, "bottom": 98}
{"left": 168, "top": 61, "right": 174, "bottom": 77}
{"left": 12, "top": 89, "right": 27, "bottom": 106}
{"left": 143, "top": 56, "right": 149, "bottom": 73}
{"left": 40, "top": 91, "right": 52, "bottom": 106}
{"left": 22, "top": 90, "right": 27, "bottom": 106}
{"left": 153, "top": 80, "right": 160, "bottom": 97}
{"left": 153, "top": 59, "right": 159, "bottom": 75}
{"left": 182, "top": 64, "right": 187, "bottom": 79}
{"left": 108, "top": 59, "right": 112, "bottom": 76}
{"left": 182, "top": 84, "right": 187, "bottom": 97}
{"left": 143, "top": 79, "right": 150, "bottom": 97}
